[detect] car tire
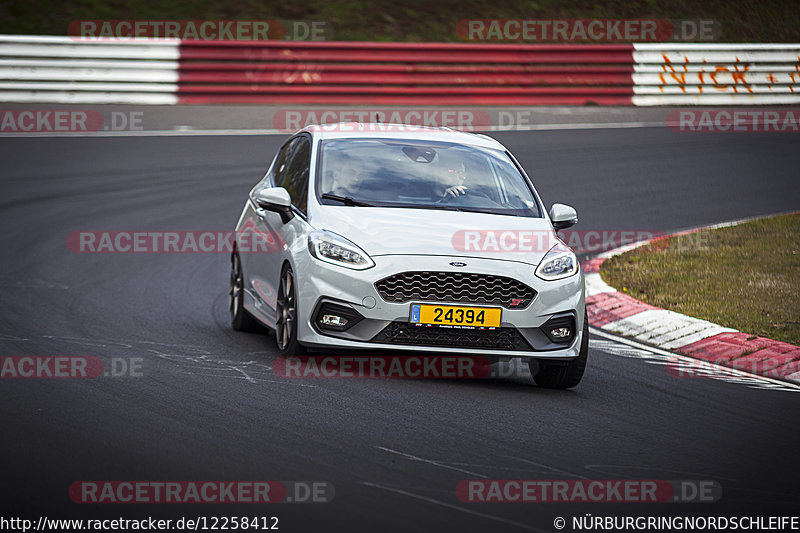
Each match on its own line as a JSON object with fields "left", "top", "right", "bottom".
{"left": 530, "top": 310, "right": 589, "bottom": 389}
{"left": 276, "top": 263, "right": 306, "bottom": 355}
{"left": 230, "top": 252, "right": 262, "bottom": 333}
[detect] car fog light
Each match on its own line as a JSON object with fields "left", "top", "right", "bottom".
{"left": 540, "top": 314, "right": 576, "bottom": 344}
{"left": 321, "top": 315, "right": 348, "bottom": 327}
{"left": 313, "top": 301, "right": 364, "bottom": 333}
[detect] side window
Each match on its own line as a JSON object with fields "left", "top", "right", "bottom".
{"left": 278, "top": 136, "right": 311, "bottom": 214}
{"left": 272, "top": 139, "right": 295, "bottom": 187}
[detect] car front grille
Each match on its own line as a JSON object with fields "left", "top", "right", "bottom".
{"left": 372, "top": 322, "right": 533, "bottom": 351}
{"left": 374, "top": 271, "right": 536, "bottom": 309}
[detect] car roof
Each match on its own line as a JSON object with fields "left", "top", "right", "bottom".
{"left": 300, "top": 122, "right": 504, "bottom": 150}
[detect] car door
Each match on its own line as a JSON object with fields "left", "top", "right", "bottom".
{"left": 238, "top": 134, "right": 312, "bottom": 326}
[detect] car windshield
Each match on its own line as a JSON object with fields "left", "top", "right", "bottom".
{"left": 316, "top": 138, "right": 541, "bottom": 217}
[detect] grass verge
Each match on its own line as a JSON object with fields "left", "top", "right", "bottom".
{"left": 601, "top": 213, "right": 800, "bottom": 345}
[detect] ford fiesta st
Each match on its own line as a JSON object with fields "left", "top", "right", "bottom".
{"left": 230, "top": 123, "right": 587, "bottom": 388}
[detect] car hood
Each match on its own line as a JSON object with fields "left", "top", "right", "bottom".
{"left": 311, "top": 206, "right": 560, "bottom": 266}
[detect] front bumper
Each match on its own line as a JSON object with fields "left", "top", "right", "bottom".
{"left": 294, "top": 253, "right": 585, "bottom": 359}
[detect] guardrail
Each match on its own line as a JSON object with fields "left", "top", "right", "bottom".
{"left": 0, "top": 35, "right": 179, "bottom": 104}
{"left": 178, "top": 41, "right": 633, "bottom": 105}
{"left": 1, "top": 35, "right": 799, "bottom": 105}
{"left": 632, "top": 43, "right": 800, "bottom": 105}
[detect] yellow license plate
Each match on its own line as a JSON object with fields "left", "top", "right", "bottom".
{"left": 409, "top": 304, "right": 502, "bottom": 328}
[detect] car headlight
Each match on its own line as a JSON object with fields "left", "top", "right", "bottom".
{"left": 308, "top": 230, "right": 375, "bottom": 270}
{"left": 535, "top": 242, "right": 578, "bottom": 281}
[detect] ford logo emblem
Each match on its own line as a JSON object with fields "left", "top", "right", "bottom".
{"left": 449, "top": 262, "right": 467, "bottom": 267}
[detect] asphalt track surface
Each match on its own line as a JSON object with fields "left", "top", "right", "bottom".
{"left": 1, "top": 127, "right": 799, "bottom": 532}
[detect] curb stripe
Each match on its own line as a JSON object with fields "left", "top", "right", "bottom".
{"left": 586, "top": 292, "right": 656, "bottom": 327}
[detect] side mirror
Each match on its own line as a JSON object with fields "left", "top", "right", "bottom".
{"left": 549, "top": 203, "right": 578, "bottom": 230}
{"left": 254, "top": 187, "right": 294, "bottom": 224}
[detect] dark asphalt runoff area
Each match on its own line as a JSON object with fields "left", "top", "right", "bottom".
{"left": 1, "top": 126, "right": 799, "bottom": 532}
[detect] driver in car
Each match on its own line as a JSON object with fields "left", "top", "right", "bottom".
{"left": 437, "top": 165, "right": 468, "bottom": 201}
{"left": 330, "top": 160, "right": 367, "bottom": 198}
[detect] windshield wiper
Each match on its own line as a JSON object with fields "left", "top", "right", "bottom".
{"left": 451, "top": 206, "right": 521, "bottom": 216}
{"left": 409, "top": 203, "right": 519, "bottom": 216}
{"left": 320, "top": 193, "right": 374, "bottom": 207}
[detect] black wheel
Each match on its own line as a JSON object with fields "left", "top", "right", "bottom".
{"left": 275, "top": 263, "right": 306, "bottom": 354}
{"left": 530, "top": 310, "right": 589, "bottom": 389}
{"left": 230, "top": 252, "right": 262, "bottom": 332}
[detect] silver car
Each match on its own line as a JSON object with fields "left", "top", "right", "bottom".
{"left": 230, "top": 123, "right": 587, "bottom": 388}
